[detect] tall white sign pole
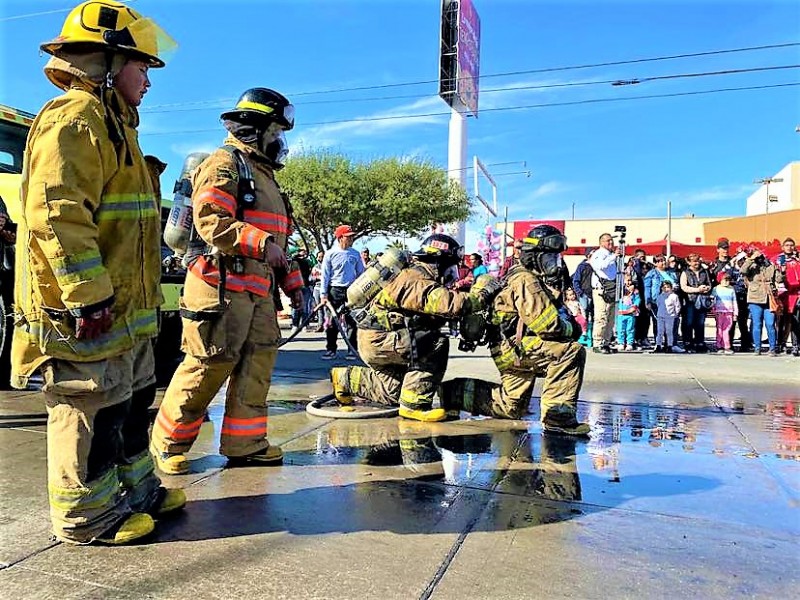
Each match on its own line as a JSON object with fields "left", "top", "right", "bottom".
{"left": 447, "top": 101, "right": 468, "bottom": 246}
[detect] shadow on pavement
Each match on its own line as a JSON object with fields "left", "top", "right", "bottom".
{"left": 152, "top": 430, "right": 718, "bottom": 543}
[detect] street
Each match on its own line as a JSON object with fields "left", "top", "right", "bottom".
{"left": 1, "top": 329, "right": 798, "bottom": 599}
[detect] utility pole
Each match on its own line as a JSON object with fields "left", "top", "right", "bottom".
{"left": 754, "top": 177, "right": 783, "bottom": 243}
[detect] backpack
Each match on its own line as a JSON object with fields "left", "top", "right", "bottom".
{"left": 578, "top": 262, "right": 593, "bottom": 297}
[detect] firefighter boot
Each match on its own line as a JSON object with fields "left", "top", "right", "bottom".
{"left": 95, "top": 513, "right": 155, "bottom": 545}
{"left": 226, "top": 445, "right": 284, "bottom": 467}
{"left": 330, "top": 367, "right": 354, "bottom": 405}
{"left": 150, "top": 444, "right": 190, "bottom": 475}
{"left": 542, "top": 409, "right": 591, "bottom": 438}
{"left": 153, "top": 487, "right": 187, "bottom": 516}
{"left": 398, "top": 406, "right": 447, "bottom": 422}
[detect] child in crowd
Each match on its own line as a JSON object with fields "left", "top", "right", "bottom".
{"left": 563, "top": 288, "right": 588, "bottom": 344}
{"left": 711, "top": 271, "right": 738, "bottom": 354}
{"left": 616, "top": 281, "right": 640, "bottom": 351}
{"left": 654, "top": 281, "right": 683, "bottom": 353}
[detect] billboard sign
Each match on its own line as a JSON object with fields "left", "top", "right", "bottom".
{"left": 457, "top": 0, "right": 480, "bottom": 117}
{"left": 513, "top": 220, "right": 567, "bottom": 242}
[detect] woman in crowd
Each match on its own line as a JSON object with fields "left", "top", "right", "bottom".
{"left": 680, "top": 253, "right": 713, "bottom": 353}
{"left": 741, "top": 248, "right": 784, "bottom": 356}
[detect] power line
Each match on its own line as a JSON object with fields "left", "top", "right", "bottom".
{"left": 140, "top": 40, "right": 800, "bottom": 111}
{"left": 140, "top": 64, "right": 800, "bottom": 114}
{"left": 0, "top": 0, "right": 138, "bottom": 22}
{"left": 139, "top": 81, "right": 800, "bottom": 137}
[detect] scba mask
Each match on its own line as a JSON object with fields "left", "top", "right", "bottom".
{"left": 264, "top": 133, "right": 289, "bottom": 169}
{"left": 538, "top": 252, "right": 564, "bottom": 278}
{"left": 521, "top": 249, "right": 563, "bottom": 277}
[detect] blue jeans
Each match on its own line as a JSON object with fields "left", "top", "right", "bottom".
{"left": 685, "top": 303, "right": 707, "bottom": 348}
{"left": 749, "top": 302, "right": 777, "bottom": 351}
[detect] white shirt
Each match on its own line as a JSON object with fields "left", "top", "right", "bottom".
{"left": 589, "top": 246, "right": 618, "bottom": 288}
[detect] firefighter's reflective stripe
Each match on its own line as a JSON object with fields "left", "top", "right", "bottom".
{"left": 399, "top": 388, "right": 434, "bottom": 408}
{"left": 155, "top": 412, "right": 204, "bottom": 441}
{"left": 243, "top": 209, "right": 291, "bottom": 236}
{"left": 528, "top": 304, "right": 558, "bottom": 335}
{"left": 118, "top": 450, "right": 155, "bottom": 488}
{"left": 48, "top": 467, "right": 119, "bottom": 511}
{"left": 349, "top": 367, "right": 363, "bottom": 394}
{"left": 20, "top": 309, "right": 158, "bottom": 355}
{"left": 281, "top": 267, "right": 303, "bottom": 292}
{"left": 462, "top": 378, "right": 476, "bottom": 413}
{"left": 196, "top": 187, "right": 237, "bottom": 215}
{"left": 96, "top": 193, "right": 159, "bottom": 221}
{"left": 221, "top": 415, "right": 267, "bottom": 437}
{"left": 189, "top": 256, "right": 272, "bottom": 296}
{"left": 424, "top": 288, "right": 449, "bottom": 314}
{"left": 50, "top": 249, "right": 105, "bottom": 287}
{"left": 239, "top": 224, "right": 267, "bottom": 259}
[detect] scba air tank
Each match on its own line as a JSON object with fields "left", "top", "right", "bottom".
{"left": 163, "top": 152, "right": 210, "bottom": 257}
{"left": 347, "top": 247, "right": 410, "bottom": 308}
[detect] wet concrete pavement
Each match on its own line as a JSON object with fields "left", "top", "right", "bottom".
{"left": 1, "top": 329, "right": 798, "bottom": 599}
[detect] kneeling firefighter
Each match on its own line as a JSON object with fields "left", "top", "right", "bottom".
{"left": 150, "top": 88, "right": 304, "bottom": 474}
{"left": 439, "top": 225, "right": 591, "bottom": 436}
{"left": 330, "top": 233, "right": 502, "bottom": 422}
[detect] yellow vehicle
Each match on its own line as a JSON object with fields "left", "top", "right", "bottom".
{"left": 0, "top": 104, "right": 184, "bottom": 387}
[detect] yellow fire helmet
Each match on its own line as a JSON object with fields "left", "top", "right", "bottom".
{"left": 40, "top": 0, "right": 177, "bottom": 68}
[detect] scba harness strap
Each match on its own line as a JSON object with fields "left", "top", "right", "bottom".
{"left": 180, "top": 145, "right": 257, "bottom": 320}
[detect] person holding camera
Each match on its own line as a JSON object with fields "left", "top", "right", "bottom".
{"left": 589, "top": 232, "right": 623, "bottom": 353}
{"left": 741, "top": 248, "right": 784, "bottom": 356}
{"left": 679, "top": 253, "right": 713, "bottom": 353}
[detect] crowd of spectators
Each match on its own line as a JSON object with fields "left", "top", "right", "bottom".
{"left": 289, "top": 231, "right": 799, "bottom": 360}
{"left": 571, "top": 235, "right": 799, "bottom": 357}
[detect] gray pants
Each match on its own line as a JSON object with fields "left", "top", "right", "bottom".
{"left": 656, "top": 315, "right": 676, "bottom": 347}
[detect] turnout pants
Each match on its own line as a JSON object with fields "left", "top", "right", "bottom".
{"left": 43, "top": 340, "right": 160, "bottom": 543}
{"left": 332, "top": 328, "right": 449, "bottom": 410}
{"left": 152, "top": 276, "right": 280, "bottom": 459}
{"left": 440, "top": 337, "right": 586, "bottom": 424}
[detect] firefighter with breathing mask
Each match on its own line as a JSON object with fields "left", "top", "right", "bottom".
{"left": 150, "top": 88, "right": 304, "bottom": 473}
{"left": 330, "top": 233, "right": 502, "bottom": 422}
{"left": 439, "top": 225, "right": 591, "bottom": 436}
{"left": 11, "top": 1, "right": 183, "bottom": 545}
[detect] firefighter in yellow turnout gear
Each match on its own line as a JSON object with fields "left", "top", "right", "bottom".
{"left": 331, "top": 234, "right": 501, "bottom": 422}
{"left": 439, "top": 225, "right": 591, "bottom": 437}
{"left": 151, "top": 88, "right": 304, "bottom": 474}
{"left": 11, "top": 1, "right": 184, "bottom": 545}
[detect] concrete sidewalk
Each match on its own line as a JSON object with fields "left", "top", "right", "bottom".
{"left": 1, "top": 329, "right": 798, "bottom": 599}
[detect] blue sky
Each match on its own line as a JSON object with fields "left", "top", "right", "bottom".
{"left": 1, "top": 0, "right": 798, "bottom": 251}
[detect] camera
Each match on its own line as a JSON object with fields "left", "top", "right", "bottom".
{"left": 614, "top": 225, "right": 626, "bottom": 242}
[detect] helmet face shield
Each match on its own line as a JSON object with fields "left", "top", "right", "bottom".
{"left": 122, "top": 17, "right": 177, "bottom": 67}
{"left": 522, "top": 234, "right": 567, "bottom": 253}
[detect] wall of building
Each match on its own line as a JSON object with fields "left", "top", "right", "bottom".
{"left": 746, "top": 162, "right": 800, "bottom": 216}
{"left": 503, "top": 216, "right": 720, "bottom": 250}
{"left": 704, "top": 209, "right": 800, "bottom": 247}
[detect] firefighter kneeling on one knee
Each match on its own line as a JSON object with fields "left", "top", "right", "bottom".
{"left": 331, "top": 234, "right": 502, "bottom": 422}
{"left": 150, "top": 88, "right": 304, "bottom": 474}
{"left": 439, "top": 225, "right": 591, "bottom": 437}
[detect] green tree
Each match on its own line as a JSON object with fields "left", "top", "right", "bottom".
{"left": 277, "top": 151, "right": 471, "bottom": 250}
